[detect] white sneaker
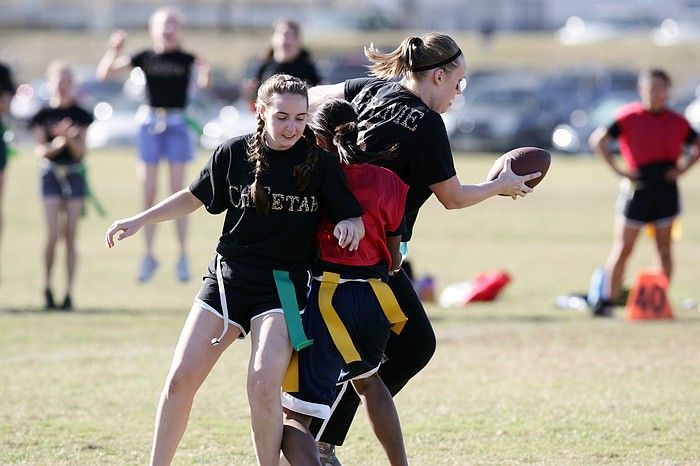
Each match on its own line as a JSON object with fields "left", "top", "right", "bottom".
{"left": 138, "top": 255, "right": 159, "bottom": 283}
{"left": 176, "top": 255, "right": 190, "bottom": 282}
{"left": 317, "top": 442, "right": 342, "bottom": 466}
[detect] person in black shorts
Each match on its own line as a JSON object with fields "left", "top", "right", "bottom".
{"left": 589, "top": 68, "right": 700, "bottom": 316}
{"left": 243, "top": 19, "right": 321, "bottom": 106}
{"left": 306, "top": 33, "right": 540, "bottom": 463}
{"left": 105, "top": 74, "right": 364, "bottom": 466}
{"left": 281, "top": 99, "right": 409, "bottom": 466}
{"left": 30, "top": 61, "right": 94, "bottom": 310}
{"left": 97, "top": 6, "right": 211, "bottom": 283}
{"left": 0, "top": 61, "right": 17, "bottom": 281}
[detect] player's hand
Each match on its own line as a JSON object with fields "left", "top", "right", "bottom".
{"left": 498, "top": 158, "right": 538, "bottom": 199}
{"left": 105, "top": 216, "right": 143, "bottom": 249}
{"left": 333, "top": 217, "right": 365, "bottom": 251}
{"left": 108, "top": 29, "right": 127, "bottom": 51}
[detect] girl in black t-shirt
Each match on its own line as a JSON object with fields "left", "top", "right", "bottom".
{"left": 105, "top": 75, "right": 363, "bottom": 466}
{"left": 97, "top": 7, "right": 211, "bottom": 284}
{"left": 306, "top": 33, "right": 541, "bottom": 460}
{"left": 30, "top": 61, "right": 94, "bottom": 310}
{"left": 243, "top": 19, "right": 321, "bottom": 107}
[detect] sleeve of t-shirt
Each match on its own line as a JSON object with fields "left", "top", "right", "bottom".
{"left": 74, "top": 107, "right": 94, "bottom": 127}
{"left": 318, "top": 152, "right": 364, "bottom": 223}
{"left": 28, "top": 109, "right": 45, "bottom": 129}
{"left": 254, "top": 61, "right": 268, "bottom": 83}
{"left": 410, "top": 113, "right": 457, "bottom": 187}
{"left": 130, "top": 50, "right": 147, "bottom": 68}
{"left": 684, "top": 122, "right": 698, "bottom": 145}
{"left": 607, "top": 121, "right": 621, "bottom": 139}
{"left": 189, "top": 143, "right": 232, "bottom": 215}
{"left": 344, "top": 78, "right": 379, "bottom": 101}
{"left": 183, "top": 52, "right": 196, "bottom": 67}
{"left": 0, "top": 63, "right": 17, "bottom": 94}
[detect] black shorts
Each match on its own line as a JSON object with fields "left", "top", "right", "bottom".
{"left": 617, "top": 179, "right": 680, "bottom": 227}
{"left": 195, "top": 257, "right": 310, "bottom": 337}
{"left": 282, "top": 277, "right": 393, "bottom": 420}
{"left": 40, "top": 164, "right": 86, "bottom": 198}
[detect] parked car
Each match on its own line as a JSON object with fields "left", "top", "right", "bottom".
{"left": 551, "top": 90, "right": 638, "bottom": 154}
{"left": 541, "top": 68, "right": 638, "bottom": 111}
{"left": 317, "top": 52, "right": 372, "bottom": 84}
{"left": 199, "top": 98, "right": 257, "bottom": 150}
{"left": 444, "top": 72, "right": 564, "bottom": 152}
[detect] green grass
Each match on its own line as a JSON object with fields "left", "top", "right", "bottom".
{"left": 1, "top": 148, "right": 700, "bottom": 465}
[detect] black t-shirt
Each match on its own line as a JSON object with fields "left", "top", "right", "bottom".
{"left": 189, "top": 135, "right": 363, "bottom": 271}
{"left": 131, "top": 49, "right": 195, "bottom": 108}
{"left": 0, "top": 62, "right": 16, "bottom": 95}
{"left": 29, "top": 104, "right": 94, "bottom": 164}
{"left": 345, "top": 78, "right": 456, "bottom": 241}
{"left": 255, "top": 50, "right": 321, "bottom": 87}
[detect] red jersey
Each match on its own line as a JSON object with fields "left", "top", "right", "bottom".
{"left": 610, "top": 102, "right": 694, "bottom": 170}
{"left": 317, "top": 163, "right": 408, "bottom": 271}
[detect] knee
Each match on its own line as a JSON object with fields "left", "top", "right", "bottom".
{"left": 247, "top": 371, "right": 280, "bottom": 410}
{"left": 388, "top": 332, "right": 436, "bottom": 374}
{"left": 64, "top": 232, "right": 77, "bottom": 250}
{"left": 45, "top": 233, "right": 59, "bottom": 249}
{"left": 658, "top": 249, "right": 672, "bottom": 265}
{"left": 163, "top": 367, "right": 198, "bottom": 399}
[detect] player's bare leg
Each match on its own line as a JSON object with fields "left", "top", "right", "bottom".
{"left": 150, "top": 305, "right": 238, "bottom": 466}
{"left": 606, "top": 220, "right": 642, "bottom": 304}
{"left": 248, "top": 313, "right": 293, "bottom": 466}
{"left": 654, "top": 223, "right": 673, "bottom": 280}
{"left": 281, "top": 409, "right": 321, "bottom": 466}
{"left": 352, "top": 374, "right": 408, "bottom": 466}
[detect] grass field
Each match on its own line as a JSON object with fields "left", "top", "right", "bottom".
{"left": 1, "top": 147, "right": 699, "bottom": 465}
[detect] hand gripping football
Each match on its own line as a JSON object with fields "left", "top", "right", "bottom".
{"left": 486, "top": 146, "right": 551, "bottom": 191}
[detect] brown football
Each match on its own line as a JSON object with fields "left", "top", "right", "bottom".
{"left": 486, "top": 147, "right": 551, "bottom": 193}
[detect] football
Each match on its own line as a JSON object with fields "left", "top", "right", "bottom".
{"left": 486, "top": 146, "right": 551, "bottom": 192}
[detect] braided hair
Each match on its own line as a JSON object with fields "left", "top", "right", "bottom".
{"left": 247, "top": 73, "right": 319, "bottom": 213}
{"left": 308, "top": 98, "right": 396, "bottom": 165}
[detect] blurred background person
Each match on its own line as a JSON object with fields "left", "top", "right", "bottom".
{"left": 0, "top": 60, "right": 17, "bottom": 283}
{"left": 243, "top": 19, "right": 321, "bottom": 108}
{"left": 589, "top": 68, "right": 700, "bottom": 317}
{"left": 30, "top": 61, "right": 93, "bottom": 310}
{"left": 96, "top": 6, "right": 211, "bottom": 283}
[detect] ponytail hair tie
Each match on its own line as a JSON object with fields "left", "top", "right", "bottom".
{"left": 409, "top": 48, "right": 462, "bottom": 72}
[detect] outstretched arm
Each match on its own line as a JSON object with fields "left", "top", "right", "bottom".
{"left": 105, "top": 188, "right": 203, "bottom": 248}
{"left": 431, "top": 158, "right": 540, "bottom": 209}
{"left": 96, "top": 30, "right": 132, "bottom": 81}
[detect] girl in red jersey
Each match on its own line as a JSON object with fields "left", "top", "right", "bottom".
{"left": 589, "top": 68, "right": 700, "bottom": 316}
{"left": 106, "top": 75, "right": 363, "bottom": 466}
{"left": 281, "top": 99, "right": 409, "bottom": 466}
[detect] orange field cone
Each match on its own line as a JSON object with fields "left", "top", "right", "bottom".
{"left": 626, "top": 269, "right": 674, "bottom": 320}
